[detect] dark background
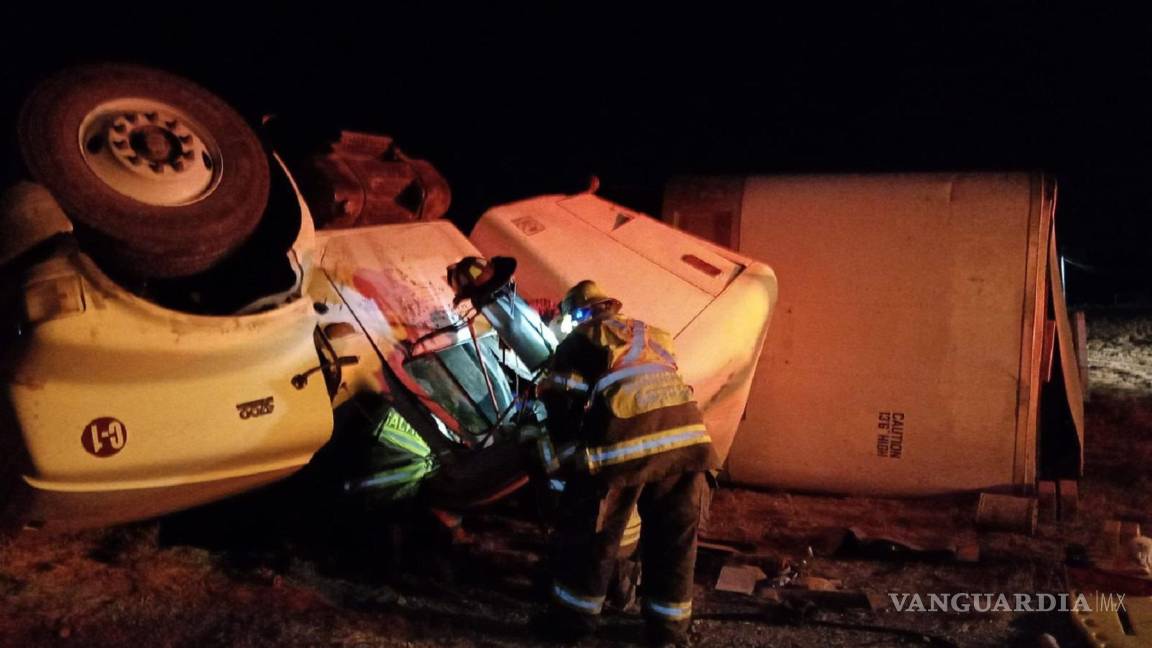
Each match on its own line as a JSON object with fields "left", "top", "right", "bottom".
{"left": 2, "top": 5, "right": 1150, "bottom": 306}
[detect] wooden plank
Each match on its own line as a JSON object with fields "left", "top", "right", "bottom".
{"left": 1074, "top": 310, "right": 1090, "bottom": 400}
{"left": 1046, "top": 223, "right": 1087, "bottom": 474}
{"left": 1059, "top": 479, "right": 1080, "bottom": 521}
{"left": 1039, "top": 319, "right": 1057, "bottom": 383}
{"left": 1015, "top": 173, "right": 1054, "bottom": 490}
{"left": 976, "top": 492, "right": 1037, "bottom": 535}
{"left": 1038, "top": 480, "right": 1058, "bottom": 522}
{"left": 715, "top": 565, "right": 766, "bottom": 594}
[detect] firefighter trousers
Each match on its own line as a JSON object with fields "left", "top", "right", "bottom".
{"left": 549, "top": 470, "right": 708, "bottom": 639}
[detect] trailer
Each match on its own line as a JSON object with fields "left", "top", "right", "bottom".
{"left": 664, "top": 173, "right": 1084, "bottom": 495}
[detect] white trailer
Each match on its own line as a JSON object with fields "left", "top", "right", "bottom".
{"left": 664, "top": 173, "right": 1085, "bottom": 495}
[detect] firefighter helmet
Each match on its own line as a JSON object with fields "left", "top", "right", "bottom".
{"left": 447, "top": 255, "right": 517, "bottom": 305}
{"left": 560, "top": 280, "right": 621, "bottom": 317}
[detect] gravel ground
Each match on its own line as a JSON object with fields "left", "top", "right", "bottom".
{"left": 1086, "top": 311, "right": 1152, "bottom": 393}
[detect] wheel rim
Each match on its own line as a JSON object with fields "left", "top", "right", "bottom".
{"left": 77, "top": 98, "right": 223, "bottom": 206}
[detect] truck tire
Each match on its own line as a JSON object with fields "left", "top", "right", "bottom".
{"left": 18, "top": 64, "right": 270, "bottom": 278}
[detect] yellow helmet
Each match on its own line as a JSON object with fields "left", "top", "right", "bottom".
{"left": 560, "top": 280, "right": 621, "bottom": 319}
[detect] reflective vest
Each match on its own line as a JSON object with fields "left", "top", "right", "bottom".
{"left": 539, "top": 315, "right": 716, "bottom": 482}
{"left": 344, "top": 407, "right": 439, "bottom": 499}
{"left": 544, "top": 316, "right": 694, "bottom": 416}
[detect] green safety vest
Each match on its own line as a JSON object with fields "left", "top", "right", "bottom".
{"left": 347, "top": 407, "right": 439, "bottom": 500}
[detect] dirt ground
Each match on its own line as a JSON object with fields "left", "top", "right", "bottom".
{"left": 1, "top": 311, "right": 1149, "bottom": 648}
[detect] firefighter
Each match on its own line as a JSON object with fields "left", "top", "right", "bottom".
{"left": 533, "top": 280, "right": 718, "bottom": 645}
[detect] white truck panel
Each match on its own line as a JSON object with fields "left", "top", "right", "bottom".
{"left": 666, "top": 173, "right": 1070, "bottom": 495}
{"left": 471, "top": 193, "right": 777, "bottom": 461}
{"left": 10, "top": 255, "right": 332, "bottom": 493}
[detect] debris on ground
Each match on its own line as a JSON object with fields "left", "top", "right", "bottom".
{"left": 715, "top": 565, "right": 766, "bottom": 594}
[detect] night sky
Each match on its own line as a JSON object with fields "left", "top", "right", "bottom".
{"left": 2, "top": 5, "right": 1150, "bottom": 305}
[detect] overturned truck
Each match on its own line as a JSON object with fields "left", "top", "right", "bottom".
{"left": 0, "top": 65, "right": 777, "bottom": 531}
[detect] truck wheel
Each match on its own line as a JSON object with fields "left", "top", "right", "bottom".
{"left": 17, "top": 64, "right": 270, "bottom": 278}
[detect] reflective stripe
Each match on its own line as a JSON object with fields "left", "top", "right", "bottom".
{"left": 552, "top": 582, "right": 604, "bottom": 614}
{"left": 585, "top": 424, "right": 710, "bottom": 473}
{"left": 349, "top": 407, "right": 437, "bottom": 499}
{"left": 592, "top": 363, "right": 675, "bottom": 394}
{"left": 537, "top": 437, "right": 560, "bottom": 474}
{"left": 548, "top": 478, "right": 567, "bottom": 492}
{"left": 621, "top": 320, "right": 646, "bottom": 366}
{"left": 604, "top": 317, "right": 677, "bottom": 371}
{"left": 348, "top": 460, "right": 432, "bottom": 490}
{"left": 538, "top": 439, "right": 576, "bottom": 475}
{"left": 650, "top": 340, "right": 677, "bottom": 367}
{"left": 644, "top": 598, "right": 692, "bottom": 621}
{"left": 548, "top": 373, "right": 590, "bottom": 392}
{"left": 379, "top": 430, "right": 427, "bottom": 458}
{"left": 518, "top": 424, "right": 546, "bottom": 441}
{"left": 620, "top": 512, "right": 642, "bottom": 547}
{"left": 557, "top": 442, "right": 578, "bottom": 462}
{"left": 375, "top": 409, "right": 430, "bottom": 457}
{"left": 604, "top": 318, "right": 628, "bottom": 333}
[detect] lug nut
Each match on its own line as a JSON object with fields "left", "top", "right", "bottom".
{"left": 144, "top": 112, "right": 158, "bottom": 122}
{"left": 182, "top": 150, "right": 195, "bottom": 160}
{"left": 127, "top": 155, "right": 142, "bottom": 166}
{"left": 112, "top": 122, "right": 127, "bottom": 134}
{"left": 165, "top": 120, "right": 178, "bottom": 129}
{"left": 124, "top": 113, "right": 138, "bottom": 124}
{"left": 171, "top": 159, "right": 185, "bottom": 171}
{"left": 112, "top": 139, "right": 128, "bottom": 150}
{"left": 178, "top": 135, "right": 192, "bottom": 144}
{"left": 149, "top": 162, "right": 162, "bottom": 173}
